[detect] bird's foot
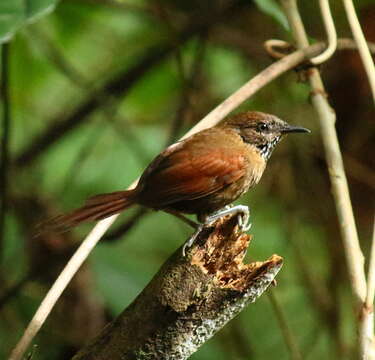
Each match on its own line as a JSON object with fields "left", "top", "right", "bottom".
{"left": 182, "top": 205, "right": 251, "bottom": 256}
{"left": 205, "top": 205, "right": 251, "bottom": 232}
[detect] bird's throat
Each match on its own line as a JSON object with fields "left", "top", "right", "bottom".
{"left": 256, "top": 136, "right": 281, "bottom": 160}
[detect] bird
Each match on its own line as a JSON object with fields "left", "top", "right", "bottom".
{"left": 42, "top": 111, "right": 309, "bottom": 251}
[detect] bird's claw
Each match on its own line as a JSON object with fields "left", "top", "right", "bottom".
{"left": 237, "top": 208, "right": 251, "bottom": 232}
{"left": 206, "top": 204, "right": 251, "bottom": 232}
{"left": 182, "top": 205, "right": 251, "bottom": 256}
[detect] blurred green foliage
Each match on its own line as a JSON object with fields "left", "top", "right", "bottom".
{"left": 0, "top": 0, "right": 59, "bottom": 43}
{"left": 0, "top": 0, "right": 374, "bottom": 359}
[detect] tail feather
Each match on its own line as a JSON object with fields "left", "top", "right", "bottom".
{"left": 84, "top": 191, "right": 129, "bottom": 207}
{"left": 37, "top": 190, "right": 136, "bottom": 235}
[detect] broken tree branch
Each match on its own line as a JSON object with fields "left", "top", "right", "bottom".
{"left": 71, "top": 215, "right": 283, "bottom": 360}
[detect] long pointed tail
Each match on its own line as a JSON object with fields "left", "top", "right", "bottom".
{"left": 39, "top": 190, "right": 136, "bottom": 234}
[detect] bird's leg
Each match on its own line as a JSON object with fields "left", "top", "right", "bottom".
{"left": 164, "top": 209, "right": 199, "bottom": 229}
{"left": 181, "top": 205, "right": 251, "bottom": 256}
{"left": 164, "top": 209, "right": 204, "bottom": 256}
{"left": 182, "top": 223, "right": 205, "bottom": 256}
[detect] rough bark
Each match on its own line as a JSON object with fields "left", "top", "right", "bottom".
{"left": 72, "top": 215, "right": 283, "bottom": 360}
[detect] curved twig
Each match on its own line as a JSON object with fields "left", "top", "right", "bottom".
{"left": 264, "top": 39, "right": 296, "bottom": 59}
{"left": 310, "top": 0, "right": 337, "bottom": 65}
{"left": 264, "top": 38, "right": 375, "bottom": 60}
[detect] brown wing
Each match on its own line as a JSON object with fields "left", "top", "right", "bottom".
{"left": 137, "top": 134, "right": 247, "bottom": 208}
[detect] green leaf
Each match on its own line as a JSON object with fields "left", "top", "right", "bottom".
{"left": 0, "top": 0, "right": 59, "bottom": 43}
{"left": 254, "top": 0, "right": 289, "bottom": 30}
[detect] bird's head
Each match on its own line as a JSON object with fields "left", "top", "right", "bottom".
{"left": 222, "top": 111, "right": 310, "bottom": 160}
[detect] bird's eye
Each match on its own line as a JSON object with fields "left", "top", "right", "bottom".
{"left": 258, "top": 122, "right": 269, "bottom": 132}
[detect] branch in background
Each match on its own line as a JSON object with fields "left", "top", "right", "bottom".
{"left": 28, "top": 27, "right": 91, "bottom": 90}
{"left": 342, "top": 0, "right": 375, "bottom": 103}
{"left": 0, "top": 43, "right": 10, "bottom": 263}
{"left": 267, "top": 290, "right": 302, "bottom": 360}
{"left": 71, "top": 216, "right": 283, "bottom": 360}
{"left": 279, "top": 0, "right": 371, "bottom": 357}
{"left": 221, "top": 317, "right": 254, "bottom": 358}
{"left": 28, "top": 26, "right": 155, "bottom": 165}
{"left": 14, "top": 0, "right": 247, "bottom": 169}
{"left": 264, "top": 38, "right": 375, "bottom": 60}
{"left": 58, "top": 112, "right": 151, "bottom": 196}
{"left": 280, "top": 0, "right": 367, "bottom": 305}
{"left": 266, "top": 31, "right": 375, "bottom": 360}
{"left": 154, "top": 0, "right": 187, "bottom": 80}
{"left": 13, "top": 45, "right": 171, "bottom": 168}
{"left": 283, "top": 138, "right": 345, "bottom": 356}
{"left": 28, "top": 27, "right": 153, "bottom": 172}
{"left": 341, "top": 2, "right": 375, "bottom": 353}
{"left": 366, "top": 219, "right": 375, "bottom": 310}
{"left": 102, "top": 207, "right": 148, "bottom": 242}
{"left": 285, "top": 211, "right": 343, "bottom": 356}
{"left": 166, "top": 35, "right": 207, "bottom": 145}
{"left": 29, "top": 26, "right": 151, "bottom": 162}
{"left": 360, "top": 218, "right": 375, "bottom": 360}
{"left": 0, "top": 271, "right": 34, "bottom": 310}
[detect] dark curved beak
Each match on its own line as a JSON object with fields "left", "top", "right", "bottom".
{"left": 281, "top": 125, "right": 311, "bottom": 134}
